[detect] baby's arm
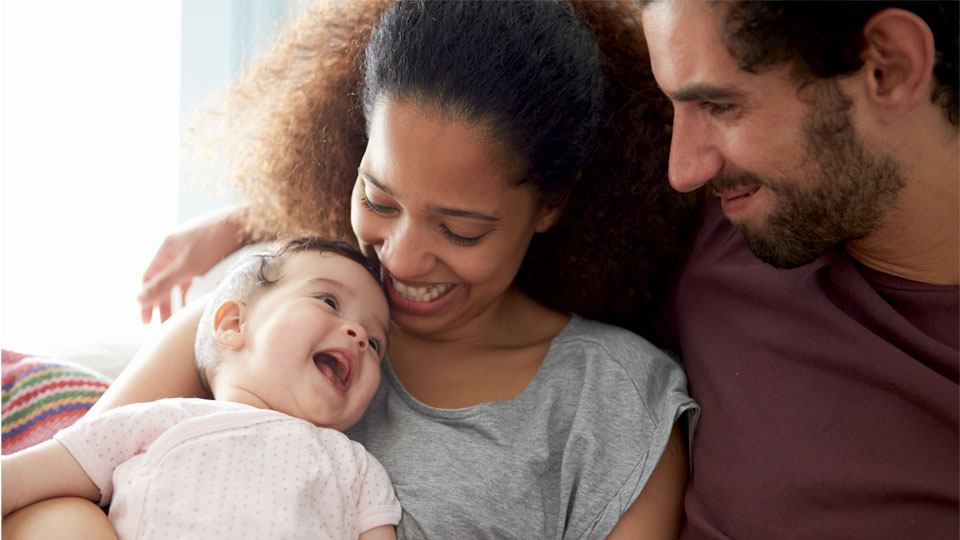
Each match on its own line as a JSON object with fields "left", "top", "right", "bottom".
{"left": 359, "top": 525, "right": 397, "bottom": 540}
{"left": 1, "top": 439, "right": 99, "bottom": 517}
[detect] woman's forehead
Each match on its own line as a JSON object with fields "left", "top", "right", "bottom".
{"left": 361, "top": 101, "right": 535, "bottom": 211}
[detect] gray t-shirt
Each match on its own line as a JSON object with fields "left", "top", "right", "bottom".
{"left": 346, "top": 315, "right": 699, "bottom": 539}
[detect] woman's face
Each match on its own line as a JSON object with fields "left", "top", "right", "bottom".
{"left": 351, "top": 99, "right": 560, "bottom": 338}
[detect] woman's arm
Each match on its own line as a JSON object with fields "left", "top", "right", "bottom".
{"left": 605, "top": 423, "right": 688, "bottom": 540}
{"left": 90, "top": 298, "right": 209, "bottom": 415}
{"left": 138, "top": 205, "right": 251, "bottom": 324}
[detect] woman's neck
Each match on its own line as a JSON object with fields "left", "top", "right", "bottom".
{"left": 385, "top": 287, "right": 570, "bottom": 408}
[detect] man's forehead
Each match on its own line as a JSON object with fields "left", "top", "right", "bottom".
{"left": 641, "top": 0, "right": 740, "bottom": 94}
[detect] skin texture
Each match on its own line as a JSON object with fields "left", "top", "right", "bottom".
{"left": 6, "top": 1, "right": 697, "bottom": 537}
{"left": 641, "top": 0, "right": 958, "bottom": 282}
{"left": 210, "top": 251, "right": 389, "bottom": 432}
{"left": 351, "top": 100, "right": 561, "bottom": 341}
{"left": 3, "top": 252, "right": 396, "bottom": 538}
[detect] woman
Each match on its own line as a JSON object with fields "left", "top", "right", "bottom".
{"left": 4, "top": 1, "right": 699, "bottom": 538}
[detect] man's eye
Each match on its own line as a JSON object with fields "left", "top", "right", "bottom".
{"left": 703, "top": 102, "right": 735, "bottom": 116}
{"left": 316, "top": 294, "right": 339, "bottom": 310}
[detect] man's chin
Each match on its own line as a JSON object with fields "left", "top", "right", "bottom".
{"left": 737, "top": 223, "right": 827, "bottom": 269}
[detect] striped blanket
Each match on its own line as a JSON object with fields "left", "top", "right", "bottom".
{"left": 2, "top": 350, "right": 111, "bottom": 454}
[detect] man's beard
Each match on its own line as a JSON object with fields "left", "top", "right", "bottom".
{"left": 709, "top": 84, "right": 905, "bottom": 269}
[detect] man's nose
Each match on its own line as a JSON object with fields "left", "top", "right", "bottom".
{"left": 667, "top": 107, "right": 723, "bottom": 193}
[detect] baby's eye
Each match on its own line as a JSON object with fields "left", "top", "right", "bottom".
{"left": 316, "top": 294, "right": 340, "bottom": 311}
{"left": 368, "top": 337, "right": 383, "bottom": 356}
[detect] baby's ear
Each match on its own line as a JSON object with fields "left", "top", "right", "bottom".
{"left": 213, "top": 300, "right": 246, "bottom": 349}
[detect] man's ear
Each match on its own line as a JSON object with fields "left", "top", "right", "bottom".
{"left": 534, "top": 172, "right": 580, "bottom": 233}
{"left": 213, "top": 300, "right": 246, "bottom": 349}
{"left": 860, "top": 8, "right": 936, "bottom": 122}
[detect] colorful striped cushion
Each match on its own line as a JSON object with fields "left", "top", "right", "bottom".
{"left": 2, "top": 350, "right": 111, "bottom": 454}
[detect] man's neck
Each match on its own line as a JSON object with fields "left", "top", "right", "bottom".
{"left": 846, "top": 139, "right": 959, "bottom": 285}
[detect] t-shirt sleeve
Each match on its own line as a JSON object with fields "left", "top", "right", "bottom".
{"left": 352, "top": 441, "right": 402, "bottom": 532}
{"left": 52, "top": 399, "right": 191, "bottom": 505}
{"left": 558, "top": 323, "right": 700, "bottom": 540}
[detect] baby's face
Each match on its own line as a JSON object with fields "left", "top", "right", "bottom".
{"left": 239, "top": 250, "right": 389, "bottom": 431}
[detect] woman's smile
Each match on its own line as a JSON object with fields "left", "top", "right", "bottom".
{"left": 384, "top": 271, "right": 461, "bottom": 316}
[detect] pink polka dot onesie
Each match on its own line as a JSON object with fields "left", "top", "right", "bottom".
{"left": 54, "top": 398, "right": 400, "bottom": 539}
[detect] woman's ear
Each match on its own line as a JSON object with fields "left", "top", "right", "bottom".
{"left": 213, "top": 300, "right": 246, "bottom": 349}
{"left": 534, "top": 205, "right": 564, "bottom": 233}
{"left": 534, "top": 172, "right": 580, "bottom": 233}
{"left": 860, "top": 8, "right": 936, "bottom": 122}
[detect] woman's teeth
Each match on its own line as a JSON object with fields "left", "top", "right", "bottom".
{"left": 391, "top": 276, "right": 451, "bottom": 302}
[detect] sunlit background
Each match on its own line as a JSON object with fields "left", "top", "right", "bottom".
{"left": 1, "top": 1, "right": 305, "bottom": 359}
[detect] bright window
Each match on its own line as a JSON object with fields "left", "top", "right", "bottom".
{"left": 1, "top": 1, "right": 182, "bottom": 354}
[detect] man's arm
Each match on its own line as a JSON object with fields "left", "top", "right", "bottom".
{"left": 2, "top": 439, "right": 100, "bottom": 517}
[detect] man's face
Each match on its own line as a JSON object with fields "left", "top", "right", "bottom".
{"left": 641, "top": 1, "right": 904, "bottom": 268}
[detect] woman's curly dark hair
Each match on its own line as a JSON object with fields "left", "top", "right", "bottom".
{"left": 187, "top": 0, "right": 698, "bottom": 342}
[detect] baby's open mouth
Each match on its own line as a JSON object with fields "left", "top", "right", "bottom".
{"left": 313, "top": 352, "right": 351, "bottom": 392}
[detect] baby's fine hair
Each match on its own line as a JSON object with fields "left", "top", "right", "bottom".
{"left": 194, "top": 237, "right": 379, "bottom": 393}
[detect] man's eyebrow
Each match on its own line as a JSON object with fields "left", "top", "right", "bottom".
{"left": 358, "top": 169, "right": 500, "bottom": 222}
{"left": 669, "top": 84, "right": 745, "bottom": 103}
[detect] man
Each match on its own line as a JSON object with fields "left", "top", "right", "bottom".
{"left": 639, "top": 1, "right": 959, "bottom": 539}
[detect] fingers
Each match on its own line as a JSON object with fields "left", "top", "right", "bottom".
{"left": 179, "top": 280, "right": 193, "bottom": 310}
{"left": 158, "top": 299, "right": 172, "bottom": 324}
{"left": 138, "top": 267, "right": 182, "bottom": 324}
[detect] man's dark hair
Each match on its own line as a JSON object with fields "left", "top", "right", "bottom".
{"left": 722, "top": 1, "right": 958, "bottom": 125}
{"left": 635, "top": 1, "right": 958, "bottom": 125}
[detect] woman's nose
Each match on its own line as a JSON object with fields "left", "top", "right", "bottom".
{"left": 379, "top": 220, "right": 435, "bottom": 278}
{"left": 668, "top": 107, "right": 723, "bottom": 193}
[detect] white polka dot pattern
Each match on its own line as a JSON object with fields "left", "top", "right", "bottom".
{"left": 54, "top": 398, "right": 401, "bottom": 539}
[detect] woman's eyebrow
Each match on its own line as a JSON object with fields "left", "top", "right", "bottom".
{"left": 358, "top": 170, "right": 500, "bottom": 222}
{"left": 428, "top": 205, "right": 500, "bottom": 222}
{"left": 358, "top": 170, "right": 394, "bottom": 197}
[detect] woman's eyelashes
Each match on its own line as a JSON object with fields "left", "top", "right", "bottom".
{"left": 361, "top": 190, "right": 487, "bottom": 247}
{"left": 441, "top": 226, "right": 483, "bottom": 246}
{"left": 360, "top": 192, "right": 394, "bottom": 215}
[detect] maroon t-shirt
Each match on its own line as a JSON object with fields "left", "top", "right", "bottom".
{"left": 667, "top": 201, "right": 959, "bottom": 540}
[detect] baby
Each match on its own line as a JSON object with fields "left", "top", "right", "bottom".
{"left": 2, "top": 238, "right": 400, "bottom": 540}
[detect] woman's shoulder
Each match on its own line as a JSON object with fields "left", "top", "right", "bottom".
{"left": 554, "top": 315, "right": 676, "bottom": 365}
{"left": 547, "top": 315, "right": 693, "bottom": 413}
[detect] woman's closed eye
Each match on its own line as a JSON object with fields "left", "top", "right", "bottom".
{"left": 441, "top": 225, "right": 484, "bottom": 247}
{"left": 360, "top": 192, "right": 394, "bottom": 215}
